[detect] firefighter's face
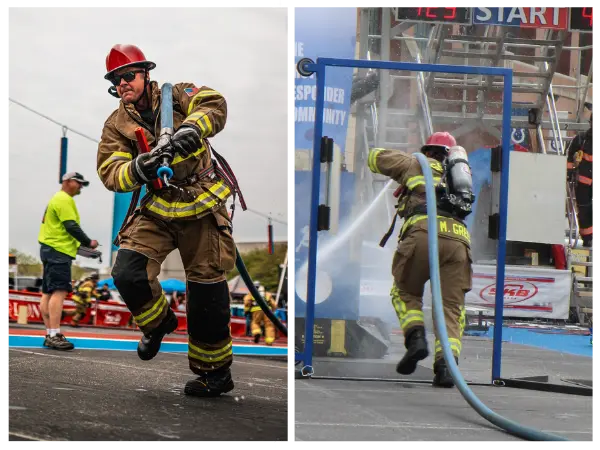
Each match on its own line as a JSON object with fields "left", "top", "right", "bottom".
{"left": 114, "top": 67, "right": 146, "bottom": 104}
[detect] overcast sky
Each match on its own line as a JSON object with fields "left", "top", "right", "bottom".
{"left": 9, "top": 7, "right": 288, "bottom": 268}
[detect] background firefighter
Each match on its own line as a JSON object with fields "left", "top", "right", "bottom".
{"left": 368, "top": 132, "right": 473, "bottom": 388}
{"left": 98, "top": 44, "right": 237, "bottom": 398}
{"left": 243, "top": 281, "right": 261, "bottom": 337}
{"left": 244, "top": 282, "right": 278, "bottom": 345}
{"left": 567, "top": 113, "right": 593, "bottom": 248}
{"left": 63, "top": 273, "right": 100, "bottom": 327}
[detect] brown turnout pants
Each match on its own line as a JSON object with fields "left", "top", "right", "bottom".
{"left": 391, "top": 227, "right": 472, "bottom": 364}
{"left": 251, "top": 309, "right": 276, "bottom": 345}
{"left": 64, "top": 302, "right": 88, "bottom": 325}
{"left": 112, "top": 206, "right": 236, "bottom": 374}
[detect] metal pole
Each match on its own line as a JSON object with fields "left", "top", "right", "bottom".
{"left": 302, "top": 60, "right": 327, "bottom": 372}
{"left": 491, "top": 70, "right": 513, "bottom": 382}
{"left": 377, "top": 8, "right": 391, "bottom": 148}
{"left": 576, "top": 59, "right": 593, "bottom": 123}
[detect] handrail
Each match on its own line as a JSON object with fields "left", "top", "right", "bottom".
{"left": 544, "top": 61, "right": 566, "bottom": 155}
{"left": 566, "top": 179, "right": 580, "bottom": 249}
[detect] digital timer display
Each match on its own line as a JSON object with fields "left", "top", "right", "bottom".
{"left": 395, "top": 8, "right": 472, "bottom": 25}
{"left": 569, "top": 7, "right": 592, "bottom": 32}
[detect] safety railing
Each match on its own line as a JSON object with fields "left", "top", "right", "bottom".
{"left": 566, "top": 179, "right": 580, "bottom": 249}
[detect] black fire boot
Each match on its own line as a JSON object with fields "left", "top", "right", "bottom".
{"left": 184, "top": 367, "right": 234, "bottom": 398}
{"left": 137, "top": 308, "right": 178, "bottom": 361}
{"left": 396, "top": 326, "right": 429, "bottom": 375}
{"left": 433, "top": 357, "right": 458, "bottom": 388}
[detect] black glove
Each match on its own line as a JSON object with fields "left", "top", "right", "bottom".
{"left": 171, "top": 126, "right": 201, "bottom": 157}
{"left": 132, "top": 151, "right": 163, "bottom": 183}
{"left": 567, "top": 169, "right": 576, "bottom": 183}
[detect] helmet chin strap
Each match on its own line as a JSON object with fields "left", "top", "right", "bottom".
{"left": 108, "top": 86, "right": 120, "bottom": 98}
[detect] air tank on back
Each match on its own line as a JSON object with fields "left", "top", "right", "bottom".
{"left": 440, "top": 145, "right": 475, "bottom": 219}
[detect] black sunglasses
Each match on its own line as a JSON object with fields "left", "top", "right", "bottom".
{"left": 109, "top": 70, "right": 145, "bottom": 86}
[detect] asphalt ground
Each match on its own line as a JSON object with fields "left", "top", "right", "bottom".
{"left": 295, "top": 333, "right": 593, "bottom": 441}
{"left": 9, "top": 325, "right": 288, "bottom": 441}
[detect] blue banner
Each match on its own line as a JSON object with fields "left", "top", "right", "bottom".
{"left": 294, "top": 7, "right": 356, "bottom": 155}
{"left": 510, "top": 105, "right": 532, "bottom": 153}
{"left": 294, "top": 8, "right": 358, "bottom": 320}
{"left": 295, "top": 171, "right": 360, "bottom": 320}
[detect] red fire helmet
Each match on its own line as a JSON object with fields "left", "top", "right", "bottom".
{"left": 421, "top": 131, "right": 457, "bottom": 156}
{"left": 104, "top": 44, "right": 156, "bottom": 80}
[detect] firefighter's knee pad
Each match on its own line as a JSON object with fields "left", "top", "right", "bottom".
{"left": 187, "top": 280, "right": 231, "bottom": 344}
{"left": 112, "top": 249, "right": 153, "bottom": 311}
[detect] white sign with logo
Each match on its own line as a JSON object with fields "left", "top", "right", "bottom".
{"left": 465, "top": 264, "right": 571, "bottom": 319}
{"left": 361, "top": 265, "right": 572, "bottom": 320}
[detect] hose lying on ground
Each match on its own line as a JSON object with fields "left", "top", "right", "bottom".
{"left": 415, "top": 152, "right": 568, "bottom": 442}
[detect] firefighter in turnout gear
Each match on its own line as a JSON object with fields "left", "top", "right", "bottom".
{"left": 243, "top": 281, "right": 260, "bottom": 337}
{"left": 98, "top": 44, "right": 240, "bottom": 397}
{"left": 368, "top": 132, "right": 473, "bottom": 388}
{"left": 64, "top": 273, "right": 100, "bottom": 327}
{"left": 244, "top": 283, "right": 278, "bottom": 345}
{"left": 567, "top": 113, "right": 593, "bottom": 248}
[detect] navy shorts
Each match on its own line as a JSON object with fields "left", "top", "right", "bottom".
{"left": 40, "top": 244, "right": 73, "bottom": 294}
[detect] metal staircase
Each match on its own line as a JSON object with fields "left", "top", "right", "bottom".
{"left": 353, "top": 8, "right": 593, "bottom": 325}
{"left": 355, "top": 11, "right": 591, "bottom": 159}
{"left": 421, "top": 26, "right": 588, "bottom": 148}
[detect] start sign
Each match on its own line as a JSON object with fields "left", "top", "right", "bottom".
{"left": 473, "top": 7, "right": 569, "bottom": 29}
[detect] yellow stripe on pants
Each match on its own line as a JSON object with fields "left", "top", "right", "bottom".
{"left": 390, "top": 285, "right": 424, "bottom": 332}
{"left": 434, "top": 338, "right": 462, "bottom": 358}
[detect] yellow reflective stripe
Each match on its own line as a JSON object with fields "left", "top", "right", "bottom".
{"left": 167, "top": 181, "right": 228, "bottom": 206}
{"left": 134, "top": 294, "right": 168, "bottom": 327}
{"left": 391, "top": 280, "right": 425, "bottom": 331}
{"left": 99, "top": 152, "right": 132, "bottom": 171}
{"left": 188, "top": 348, "right": 232, "bottom": 363}
{"left": 250, "top": 306, "right": 262, "bottom": 312}
{"left": 459, "top": 307, "right": 466, "bottom": 337}
{"left": 72, "top": 296, "right": 87, "bottom": 305}
{"left": 400, "top": 311, "right": 425, "bottom": 331}
{"left": 401, "top": 214, "right": 427, "bottom": 234}
{"left": 434, "top": 338, "right": 462, "bottom": 356}
{"left": 203, "top": 116, "right": 213, "bottom": 136}
{"left": 117, "top": 162, "right": 136, "bottom": 192}
{"left": 186, "top": 113, "right": 213, "bottom": 139}
{"left": 405, "top": 175, "right": 423, "bottom": 189}
{"left": 405, "top": 175, "right": 441, "bottom": 190}
{"left": 189, "top": 341, "right": 232, "bottom": 355}
{"left": 188, "top": 341, "right": 233, "bottom": 363}
{"left": 172, "top": 142, "right": 206, "bottom": 165}
{"left": 368, "top": 148, "right": 384, "bottom": 173}
{"left": 193, "top": 114, "right": 206, "bottom": 136}
{"left": 430, "top": 161, "right": 443, "bottom": 173}
{"left": 390, "top": 285, "right": 406, "bottom": 317}
{"left": 146, "top": 181, "right": 231, "bottom": 218}
{"left": 186, "top": 90, "right": 221, "bottom": 116}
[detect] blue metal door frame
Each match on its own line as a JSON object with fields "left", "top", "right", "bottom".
{"left": 296, "top": 57, "right": 513, "bottom": 383}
